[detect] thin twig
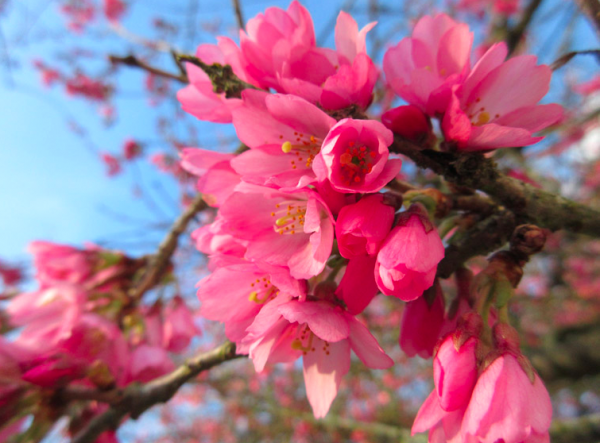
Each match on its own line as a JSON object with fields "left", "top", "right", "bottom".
{"left": 128, "top": 193, "right": 207, "bottom": 300}
{"left": 231, "top": 0, "right": 245, "bottom": 30}
{"left": 71, "top": 342, "right": 243, "bottom": 443}
{"left": 574, "top": 0, "right": 600, "bottom": 38}
{"left": 506, "top": 0, "right": 544, "bottom": 55}
{"left": 390, "top": 138, "right": 600, "bottom": 238}
{"left": 108, "top": 54, "right": 187, "bottom": 83}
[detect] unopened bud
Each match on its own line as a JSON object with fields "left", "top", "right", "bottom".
{"left": 492, "top": 322, "right": 521, "bottom": 354}
{"left": 510, "top": 224, "right": 548, "bottom": 257}
{"left": 453, "top": 311, "right": 483, "bottom": 350}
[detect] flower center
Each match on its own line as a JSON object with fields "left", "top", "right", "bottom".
{"left": 281, "top": 131, "right": 322, "bottom": 169}
{"left": 467, "top": 98, "right": 501, "bottom": 126}
{"left": 339, "top": 142, "right": 376, "bottom": 186}
{"left": 270, "top": 200, "right": 307, "bottom": 235}
{"left": 291, "top": 324, "right": 331, "bottom": 356}
{"left": 248, "top": 276, "right": 278, "bottom": 304}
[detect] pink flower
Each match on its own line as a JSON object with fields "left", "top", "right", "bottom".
{"left": 100, "top": 152, "right": 121, "bottom": 177}
{"left": 336, "top": 194, "right": 395, "bottom": 259}
{"left": 313, "top": 119, "right": 401, "bottom": 193}
{"left": 319, "top": 12, "right": 378, "bottom": 110}
{"left": 128, "top": 345, "right": 175, "bottom": 383}
{"left": 122, "top": 138, "right": 141, "bottom": 160}
{"left": 230, "top": 91, "right": 336, "bottom": 189}
{"left": 461, "top": 354, "right": 552, "bottom": 443}
{"left": 162, "top": 296, "right": 201, "bottom": 354}
{"left": 220, "top": 186, "right": 334, "bottom": 279}
{"left": 180, "top": 148, "right": 240, "bottom": 207}
{"left": 381, "top": 105, "right": 432, "bottom": 144}
{"left": 27, "top": 241, "right": 94, "bottom": 288}
{"left": 442, "top": 42, "right": 563, "bottom": 151}
{"left": 398, "top": 284, "right": 445, "bottom": 358}
{"left": 103, "top": 0, "right": 126, "bottom": 21}
{"left": 375, "top": 210, "right": 444, "bottom": 301}
{"left": 0, "top": 261, "right": 22, "bottom": 287}
{"left": 198, "top": 260, "right": 305, "bottom": 343}
{"left": 239, "top": 1, "right": 316, "bottom": 90}
{"left": 433, "top": 336, "right": 478, "bottom": 411}
{"left": 335, "top": 255, "right": 379, "bottom": 314}
{"left": 240, "top": 298, "right": 393, "bottom": 418}
{"left": 383, "top": 14, "right": 473, "bottom": 115}
{"left": 177, "top": 39, "right": 253, "bottom": 123}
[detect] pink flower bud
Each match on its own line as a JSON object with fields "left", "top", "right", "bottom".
{"left": 399, "top": 283, "right": 445, "bottom": 358}
{"left": 381, "top": 105, "right": 432, "bottom": 143}
{"left": 336, "top": 194, "right": 395, "bottom": 259}
{"left": 375, "top": 213, "right": 444, "bottom": 301}
{"left": 433, "top": 335, "right": 478, "bottom": 411}
{"left": 462, "top": 353, "right": 552, "bottom": 443}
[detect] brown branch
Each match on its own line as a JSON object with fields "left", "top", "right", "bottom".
{"left": 390, "top": 138, "right": 600, "bottom": 238}
{"left": 174, "top": 54, "right": 257, "bottom": 98}
{"left": 129, "top": 193, "right": 207, "bottom": 300}
{"left": 551, "top": 49, "right": 600, "bottom": 70}
{"left": 108, "top": 54, "right": 188, "bottom": 83}
{"left": 506, "top": 0, "right": 544, "bottom": 55}
{"left": 437, "top": 210, "right": 517, "bottom": 278}
{"left": 71, "top": 341, "right": 243, "bottom": 443}
{"left": 231, "top": 0, "right": 245, "bottom": 30}
{"left": 575, "top": 0, "right": 600, "bottom": 38}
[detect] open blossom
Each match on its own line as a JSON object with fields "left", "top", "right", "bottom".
{"left": 442, "top": 42, "right": 563, "bottom": 151}
{"left": 103, "top": 0, "right": 126, "bottom": 21}
{"left": 220, "top": 186, "right": 334, "bottom": 279}
{"left": 383, "top": 14, "right": 473, "bottom": 115}
{"left": 230, "top": 91, "right": 336, "bottom": 189}
{"left": 375, "top": 209, "right": 444, "bottom": 301}
{"left": 101, "top": 152, "right": 121, "bottom": 177}
{"left": 180, "top": 148, "right": 240, "bottom": 207}
{"left": 177, "top": 39, "right": 252, "bottom": 123}
{"left": 313, "top": 119, "right": 401, "bottom": 193}
{"left": 240, "top": 297, "right": 393, "bottom": 418}
{"left": 178, "top": 2, "right": 377, "bottom": 123}
{"left": 197, "top": 259, "right": 306, "bottom": 343}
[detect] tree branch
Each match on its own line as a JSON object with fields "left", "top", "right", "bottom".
{"left": 231, "top": 0, "right": 245, "bottom": 30}
{"left": 437, "top": 210, "right": 517, "bottom": 278}
{"left": 390, "top": 138, "right": 600, "bottom": 238}
{"left": 128, "top": 193, "right": 207, "bottom": 300}
{"left": 174, "top": 54, "right": 257, "bottom": 98}
{"left": 506, "top": 0, "right": 544, "bottom": 55}
{"left": 574, "top": 0, "right": 600, "bottom": 38}
{"left": 71, "top": 341, "right": 243, "bottom": 443}
{"left": 108, "top": 54, "right": 188, "bottom": 83}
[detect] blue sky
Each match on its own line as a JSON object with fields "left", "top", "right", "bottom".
{"left": 0, "top": 0, "right": 597, "bottom": 269}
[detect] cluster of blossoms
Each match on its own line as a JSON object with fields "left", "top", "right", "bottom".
{"left": 0, "top": 242, "right": 198, "bottom": 439}
{"left": 178, "top": 1, "right": 559, "bottom": 437}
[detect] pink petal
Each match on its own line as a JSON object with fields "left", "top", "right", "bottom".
{"left": 278, "top": 300, "right": 349, "bottom": 342}
{"left": 303, "top": 338, "right": 350, "bottom": 418}
{"left": 347, "top": 316, "right": 393, "bottom": 369}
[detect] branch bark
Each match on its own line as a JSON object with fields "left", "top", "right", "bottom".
{"left": 390, "top": 138, "right": 600, "bottom": 238}
{"left": 129, "top": 193, "right": 207, "bottom": 300}
{"left": 71, "top": 341, "right": 243, "bottom": 443}
{"left": 231, "top": 0, "right": 245, "bottom": 30}
{"left": 575, "top": 0, "right": 600, "bottom": 38}
{"left": 108, "top": 54, "right": 187, "bottom": 83}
